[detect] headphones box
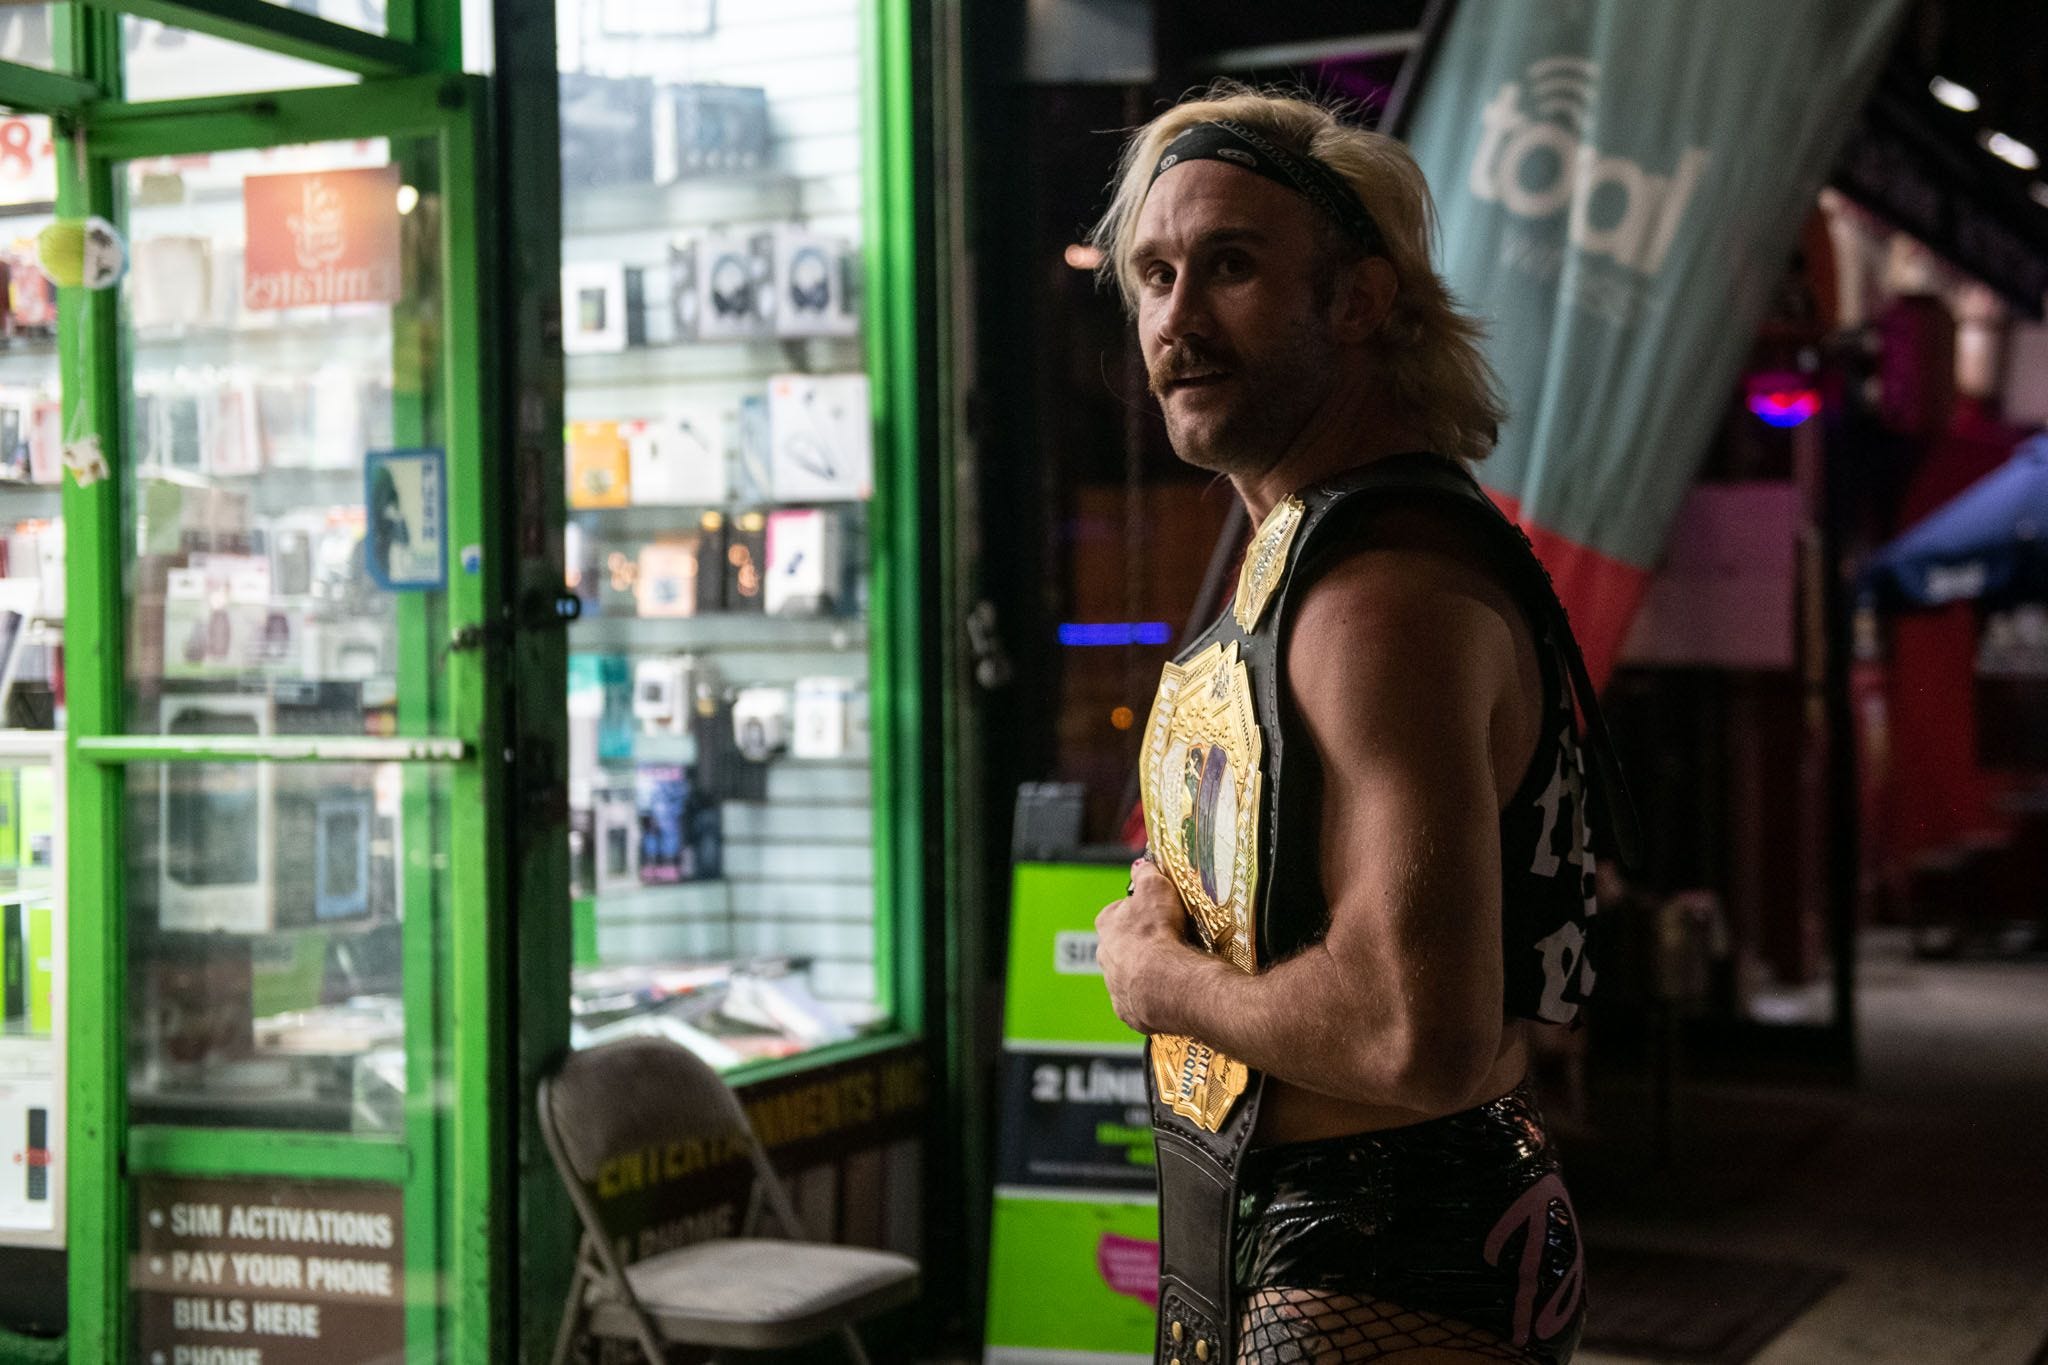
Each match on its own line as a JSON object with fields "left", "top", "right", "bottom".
{"left": 770, "top": 227, "right": 857, "bottom": 339}
{"left": 767, "top": 373, "right": 872, "bottom": 502}
{"left": 693, "top": 232, "right": 775, "bottom": 341}
{"left": 626, "top": 408, "right": 729, "bottom": 506}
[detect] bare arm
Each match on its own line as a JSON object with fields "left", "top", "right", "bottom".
{"left": 1097, "top": 538, "right": 1525, "bottom": 1117}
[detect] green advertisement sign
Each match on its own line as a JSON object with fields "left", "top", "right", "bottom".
{"left": 986, "top": 861, "right": 1155, "bottom": 1364}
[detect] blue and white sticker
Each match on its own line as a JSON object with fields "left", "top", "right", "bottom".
{"left": 364, "top": 447, "right": 447, "bottom": 591}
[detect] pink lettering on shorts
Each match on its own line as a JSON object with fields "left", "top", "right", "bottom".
{"left": 1482, "top": 1172, "right": 1585, "bottom": 1345}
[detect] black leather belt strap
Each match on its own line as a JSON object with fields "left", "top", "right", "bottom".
{"left": 1150, "top": 1066, "right": 1264, "bottom": 1363}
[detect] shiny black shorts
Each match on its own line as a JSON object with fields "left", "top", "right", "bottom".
{"left": 1232, "top": 1084, "right": 1585, "bottom": 1363}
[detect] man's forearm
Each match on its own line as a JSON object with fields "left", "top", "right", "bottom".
{"left": 1141, "top": 938, "right": 1496, "bottom": 1113}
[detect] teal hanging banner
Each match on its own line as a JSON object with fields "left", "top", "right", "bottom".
{"left": 1403, "top": 0, "right": 1908, "bottom": 683}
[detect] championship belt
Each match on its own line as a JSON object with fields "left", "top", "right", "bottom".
{"left": 1136, "top": 499, "right": 1302, "bottom": 1364}
{"left": 1141, "top": 638, "right": 1262, "bottom": 1128}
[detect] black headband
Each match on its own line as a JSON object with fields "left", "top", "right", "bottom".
{"left": 1149, "top": 119, "right": 1384, "bottom": 256}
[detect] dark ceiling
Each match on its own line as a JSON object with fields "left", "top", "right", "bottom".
{"left": 1148, "top": 0, "right": 2048, "bottom": 248}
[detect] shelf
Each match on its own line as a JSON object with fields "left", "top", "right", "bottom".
{"left": 566, "top": 335, "right": 864, "bottom": 391}
{"left": 563, "top": 172, "right": 807, "bottom": 237}
{"left": 0, "top": 485, "right": 62, "bottom": 518}
{"left": 569, "top": 500, "right": 867, "bottom": 532}
{"left": 0, "top": 315, "right": 391, "bottom": 377}
{"left": 587, "top": 880, "right": 728, "bottom": 923}
{"left": 570, "top": 613, "right": 863, "bottom": 653}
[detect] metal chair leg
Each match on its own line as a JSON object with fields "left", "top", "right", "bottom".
{"left": 550, "top": 1258, "right": 592, "bottom": 1365}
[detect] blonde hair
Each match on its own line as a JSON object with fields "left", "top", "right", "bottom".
{"left": 1091, "top": 84, "right": 1507, "bottom": 464}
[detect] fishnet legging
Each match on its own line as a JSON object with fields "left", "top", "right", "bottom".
{"left": 1237, "top": 1288, "right": 1533, "bottom": 1363}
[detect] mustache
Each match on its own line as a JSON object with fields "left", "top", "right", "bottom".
{"left": 1147, "top": 341, "right": 1235, "bottom": 398}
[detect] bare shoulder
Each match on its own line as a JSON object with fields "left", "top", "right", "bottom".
{"left": 1284, "top": 503, "right": 1541, "bottom": 795}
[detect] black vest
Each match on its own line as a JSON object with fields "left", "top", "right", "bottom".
{"left": 1143, "top": 452, "right": 1638, "bottom": 1363}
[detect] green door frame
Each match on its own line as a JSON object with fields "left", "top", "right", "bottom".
{"left": 38, "top": 65, "right": 507, "bottom": 1363}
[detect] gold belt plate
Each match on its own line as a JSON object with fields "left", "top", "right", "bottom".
{"left": 1138, "top": 638, "right": 1265, "bottom": 1131}
{"left": 1148, "top": 1033, "right": 1250, "bottom": 1134}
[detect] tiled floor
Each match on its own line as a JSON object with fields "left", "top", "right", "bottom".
{"left": 1571, "top": 930, "right": 2048, "bottom": 1364}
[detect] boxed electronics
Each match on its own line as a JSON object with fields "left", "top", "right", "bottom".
{"left": 766, "top": 373, "right": 872, "bottom": 501}
{"left": 691, "top": 231, "right": 775, "bottom": 341}
{"left": 791, "top": 676, "right": 868, "bottom": 761}
{"left": 558, "top": 72, "right": 658, "bottom": 190}
{"left": 626, "top": 408, "right": 729, "bottom": 505}
{"left": 562, "top": 262, "right": 649, "bottom": 354}
{"left": 732, "top": 686, "right": 790, "bottom": 762}
{"left": 634, "top": 537, "right": 700, "bottom": 618}
{"left": 654, "top": 83, "right": 771, "bottom": 179}
{"left": 763, "top": 507, "right": 845, "bottom": 616}
{"left": 768, "top": 226, "right": 858, "bottom": 338}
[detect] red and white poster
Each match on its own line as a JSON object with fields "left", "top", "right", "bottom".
{"left": 242, "top": 165, "right": 402, "bottom": 312}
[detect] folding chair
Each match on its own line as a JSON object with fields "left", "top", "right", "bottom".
{"left": 538, "top": 1035, "right": 920, "bottom": 1364}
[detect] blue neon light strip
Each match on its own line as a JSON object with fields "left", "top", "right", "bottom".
{"left": 1059, "top": 622, "right": 1173, "bottom": 647}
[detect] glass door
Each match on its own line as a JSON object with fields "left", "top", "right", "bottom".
{"left": 64, "top": 75, "right": 503, "bottom": 1365}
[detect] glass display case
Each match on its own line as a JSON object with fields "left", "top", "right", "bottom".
{"left": 558, "top": 0, "right": 897, "bottom": 1066}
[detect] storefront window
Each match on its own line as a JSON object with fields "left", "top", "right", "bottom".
{"left": 0, "top": 9, "right": 64, "bottom": 75}
{"left": 0, "top": 106, "right": 64, "bottom": 1256}
{"left": 120, "top": 20, "right": 360, "bottom": 101}
{"left": 559, "top": 0, "right": 885, "bottom": 1063}
{"left": 116, "top": 135, "right": 448, "bottom": 1132}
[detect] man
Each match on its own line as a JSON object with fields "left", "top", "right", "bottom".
{"left": 1091, "top": 87, "right": 1633, "bottom": 1365}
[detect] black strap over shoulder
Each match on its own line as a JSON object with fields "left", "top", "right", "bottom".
{"left": 1306, "top": 453, "right": 1644, "bottom": 871}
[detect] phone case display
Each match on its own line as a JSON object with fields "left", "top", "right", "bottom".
{"left": 0, "top": 243, "right": 53, "bottom": 342}
{"left": 767, "top": 373, "right": 872, "bottom": 501}
{"left": 562, "top": 7, "right": 888, "bottom": 1058}
{"left": 158, "top": 695, "right": 276, "bottom": 934}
